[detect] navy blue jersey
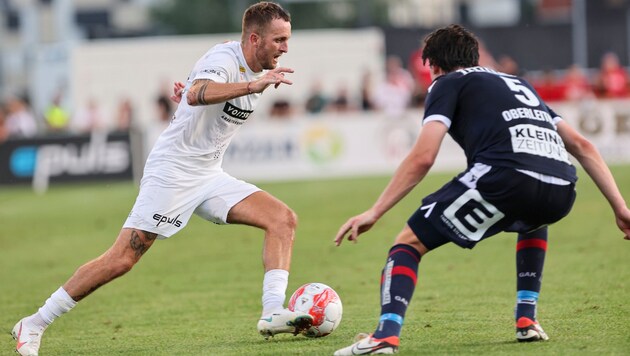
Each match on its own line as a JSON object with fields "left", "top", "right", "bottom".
{"left": 423, "top": 66, "right": 577, "bottom": 183}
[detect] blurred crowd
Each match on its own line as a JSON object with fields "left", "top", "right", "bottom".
{"left": 1, "top": 49, "right": 629, "bottom": 142}
{"left": 0, "top": 88, "right": 174, "bottom": 144}
{"left": 529, "top": 52, "right": 630, "bottom": 102}
{"left": 269, "top": 49, "right": 630, "bottom": 119}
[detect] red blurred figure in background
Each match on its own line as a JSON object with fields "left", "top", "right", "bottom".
{"left": 563, "top": 64, "right": 595, "bottom": 101}
{"left": 595, "top": 52, "right": 630, "bottom": 98}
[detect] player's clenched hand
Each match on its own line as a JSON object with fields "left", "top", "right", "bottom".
{"left": 249, "top": 67, "right": 294, "bottom": 93}
{"left": 615, "top": 206, "right": 630, "bottom": 241}
{"left": 170, "top": 81, "right": 186, "bottom": 103}
{"left": 334, "top": 210, "right": 379, "bottom": 246}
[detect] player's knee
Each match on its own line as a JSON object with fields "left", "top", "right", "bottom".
{"left": 286, "top": 208, "right": 298, "bottom": 230}
{"left": 102, "top": 248, "right": 138, "bottom": 277}
{"left": 395, "top": 227, "right": 430, "bottom": 256}
{"left": 110, "top": 254, "right": 136, "bottom": 277}
{"left": 280, "top": 207, "right": 298, "bottom": 233}
{"left": 268, "top": 206, "right": 298, "bottom": 239}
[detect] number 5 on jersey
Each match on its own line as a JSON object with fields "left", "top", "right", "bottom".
{"left": 500, "top": 76, "right": 540, "bottom": 107}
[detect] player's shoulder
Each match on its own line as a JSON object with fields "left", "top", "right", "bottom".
{"left": 203, "top": 41, "right": 240, "bottom": 58}
{"left": 427, "top": 69, "right": 466, "bottom": 94}
{"left": 441, "top": 66, "right": 530, "bottom": 89}
{"left": 209, "top": 40, "right": 241, "bottom": 53}
{"left": 200, "top": 41, "right": 240, "bottom": 62}
{"left": 195, "top": 41, "right": 242, "bottom": 75}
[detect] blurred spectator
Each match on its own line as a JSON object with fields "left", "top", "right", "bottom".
{"left": 329, "top": 84, "right": 353, "bottom": 112}
{"left": 116, "top": 97, "right": 134, "bottom": 132}
{"left": 43, "top": 92, "right": 70, "bottom": 133}
{"left": 145, "top": 92, "right": 175, "bottom": 159}
{"left": 144, "top": 91, "right": 181, "bottom": 155}
{"left": 269, "top": 99, "right": 294, "bottom": 118}
{"left": 359, "top": 69, "right": 375, "bottom": 111}
{"left": 156, "top": 94, "right": 173, "bottom": 127}
{"left": 478, "top": 39, "right": 498, "bottom": 69}
{"left": 72, "top": 98, "right": 104, "bottom": 133}
{"left": 497, "top": 55, "right": 520, "bottom": 76}
{"left": 5, "top": 94, "right": 38, "bottom": 138}
{"left": 155, "top": 80, "right": 177, "bottom": 127}
{"left": 0, "top": 103, "right": 9, "bottom": 143}
{"left": 408, "top": 46, "right": 433, "bottom": 104}
{"left": 373, "top": 55, "right": 415, "bottom": 117}
{"left": 304, "top": 80, "right": 328, "bottom": 114}
{"left": 594, "top": 52, "right": 630, "bottom": 98}
{"left": 532, "top": 69, "right": 565, "bottom": 102}
{"left": 563, "top": 64, "right": 595, "bottom": 101}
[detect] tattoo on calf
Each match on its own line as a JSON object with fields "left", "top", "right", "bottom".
{"left": 74, "top": 282, "right": 105, "bottom": 301}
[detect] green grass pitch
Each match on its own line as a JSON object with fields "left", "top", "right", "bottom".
{"left": 1, "top": 166, "right": 629, "bottom": 355}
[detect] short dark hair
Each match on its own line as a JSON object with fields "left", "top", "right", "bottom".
{"left": 243, "top": 1, "right": 291, "bottom": 36}
{"left": 422, "top": 24, "right": 479, "bottom": 73}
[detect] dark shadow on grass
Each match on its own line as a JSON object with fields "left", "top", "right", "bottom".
{"left": 459, "top": 339, "right": 524, "bottom": 347}
{"left": 255, "top": 335, "right": 320, "bottom": 344}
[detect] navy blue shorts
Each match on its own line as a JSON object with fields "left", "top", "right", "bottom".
{"left": 408, "top": 164, "right": 576, "bottom": 250}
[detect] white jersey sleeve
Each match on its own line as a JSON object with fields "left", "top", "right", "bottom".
{"left": 193, "top": 50, "right": 235, "bottom": 84}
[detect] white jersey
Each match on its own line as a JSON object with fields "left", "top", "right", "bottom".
{"left": 144, "top": 41, "right": 264, "bottom": 182}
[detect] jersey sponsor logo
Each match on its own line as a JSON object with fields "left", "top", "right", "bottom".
{"left": 222, "top": 102, "right": 253, "bottom": 121}
{"left": 509, "top": 124, "right": 570, "bottom": 164}
{"left": 153, "top": 213, "right": 183, "bottom": 227}
{"left": 201, "top": 68, "right": 225, "bottom": 78}
{"left": 441, "top": 189, "right": 505, "bottom": 242}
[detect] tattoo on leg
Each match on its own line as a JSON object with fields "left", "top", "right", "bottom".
{"left": 73, "top": 282, "right": 105, "bottom": 302}
{"left": 129, "top": 230, "right": 157, "bottom": 258}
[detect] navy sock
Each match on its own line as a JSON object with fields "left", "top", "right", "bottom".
{"left": 515, "top": 227, "right": 548, "bottom": 321}
{"left": 373, "top": 244, "right": 421, "bottom": 340}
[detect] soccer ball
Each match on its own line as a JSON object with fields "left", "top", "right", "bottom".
{"left": 288, "top": 282, "right": 343, "bottom": 338}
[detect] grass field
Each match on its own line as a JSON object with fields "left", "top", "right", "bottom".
{"left": 1, "top": 166, "right": 629, "bottom": 355}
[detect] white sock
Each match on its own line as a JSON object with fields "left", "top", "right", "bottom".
{"left": 33, "top": 287, "right": 77, "bottom": 327}
{"left": 261, "top": 269, "right": 289, "bottom": 316}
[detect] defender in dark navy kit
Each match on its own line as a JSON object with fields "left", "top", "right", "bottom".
{"left": 333, "top": 24, "right": 630, "bottom": 355}
{"left": 409, "top": 63, "right": 578, "bottom": 250}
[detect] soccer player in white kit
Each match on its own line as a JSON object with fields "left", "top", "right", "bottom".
{"left": 12, "top": 3, "right": 313, "bottom": 355}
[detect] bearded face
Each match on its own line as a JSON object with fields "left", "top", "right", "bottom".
{"left": 254, "top": 19, "right": 291, "bottom": 70}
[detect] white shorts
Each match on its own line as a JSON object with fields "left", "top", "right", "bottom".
{"left": 123, "top": 171, "right": 260, "bottom": 239}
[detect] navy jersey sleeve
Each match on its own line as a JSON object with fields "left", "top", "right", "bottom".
{"left": 545, "top": 104, "right": 564, "bottom": 125}
{"left": 423, "top": 75, "right": 461, "bottom": 128}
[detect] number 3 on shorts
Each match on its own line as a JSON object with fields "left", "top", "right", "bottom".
{"left": 442, "top": 189, "right": 505, "bottom": 242}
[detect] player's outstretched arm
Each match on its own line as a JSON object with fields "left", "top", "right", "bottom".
{"left": 334, "top": 210, "right": 379, "bottom": 246}
{"left": 557, "top": 120, "right": 630, "bottom": 240}
{"left": 250, "top": 66, "right": 294, "bottom": 91}
{"left": 334, "top": 121, "right": 448, "bottom": 246}
{"left": 186, "top": 67, "right": 294, "bottom": 106}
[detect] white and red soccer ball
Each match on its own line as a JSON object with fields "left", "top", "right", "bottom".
{"left": 288, "top": 282, "right": 343, "bottom": 337}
